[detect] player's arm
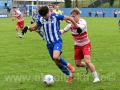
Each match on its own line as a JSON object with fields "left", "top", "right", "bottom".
{"left": 22, "top": 25, "right": 38, "bottom": 35}
{"left": 22, "top": 16, "right": 42, "bottom": 35}
{"left": 31, "top": 18, "right": 35, "bottom": 24}
{"left": 12, "top": 16, "right": 17, "bottom": 21}
{"left": 60, "top": 24, "right": 71, "bottom": 34}
{"left": 63, "top": 16, "right": 82, "bottom": 34}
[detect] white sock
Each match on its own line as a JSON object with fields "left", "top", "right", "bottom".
{"left": 68, "top": 72, "right": 73, "bottom": 77}
{"left": 17, "top": 32, "right": 22, "bottom": 37}
{"left": 92, "top": 71, "right": 99, "bottom": 79}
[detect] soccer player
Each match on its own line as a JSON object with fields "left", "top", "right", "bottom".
{"left": 12, "top": 5, "right": 24, "bottom": 38}
{"left": 54, "top": 5, "right": 62, "bottom": 14}
{"left": 60, "top": 8, "right": 100, "bottom": 83}
{"left": 22, "top": 6, "right": 81, "bottom": 83}
{"left": 49, "top": 4, "right": 56, "bottom": 14}
{"left": 53, "top": 5, "right": 62, "bottom": 30}
{"left": 31, "top": 10, "right": 45, "bottom": 40}
{"left": 118, "top": 19, "right": 120, "bottom": 32}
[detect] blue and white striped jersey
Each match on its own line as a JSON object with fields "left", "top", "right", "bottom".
{"left": 37, "top": 13, "right": 64, "bottom": 44}
{"left": 32, "top": 13, "right": 39, "bottom": 22}
{"left": 118, "top": 19, "right": 120, "bottom": 24}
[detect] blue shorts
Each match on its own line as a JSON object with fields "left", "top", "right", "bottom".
{"left": 47, "top": 41, "right": 62, "bottom": 60}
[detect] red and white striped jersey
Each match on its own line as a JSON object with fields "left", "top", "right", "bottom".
{"left": 60, "top": 18, "right": 90, "bottom": 46}
{"left": 14, "top": 10, "right": 23, "bottom": 22}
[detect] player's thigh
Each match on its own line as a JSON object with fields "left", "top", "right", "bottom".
{"left": 83, "top": 43, "right": 91, "bottom": 56}
{"left": 74, "top": 46, "right": 84, "bottom": 60}
{"left": 47, "top": 45, "right": 54, "bottom": 60}
{"left": 53, "top": 42, "right": 62, "bottom": 59}
{"left": 83, "top": 43, "right": 91, "bottom": 63}
{"left": 16, "top": 22, "right": 19, "bottom": 29}
{"left": 19, "top": 20, "right": 24, "bottom": 30}
{"left": 53, "top": 50, "right": 61, "bottom": 60}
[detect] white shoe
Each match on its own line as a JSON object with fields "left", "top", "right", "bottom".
{"left": 93, "top": 78, "right": 100, "bottom": 82}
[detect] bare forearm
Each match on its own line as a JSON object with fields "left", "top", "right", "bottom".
{"left": 64, "top": 16, "right": 78, "bottom": 28}
{"left": 28, "top": 25, "right": 38, "bottom": 31}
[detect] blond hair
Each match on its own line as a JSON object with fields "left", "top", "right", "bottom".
{"left": 71, "top": 8, "right": 80, "bottom": 14}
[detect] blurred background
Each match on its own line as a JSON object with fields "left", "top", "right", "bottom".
{"left": 0, "top": 0, "right": 120, "bottom": 17}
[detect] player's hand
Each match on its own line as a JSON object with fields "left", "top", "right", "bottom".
{"left": 22, "top": 26, "right": 29, "bottom": 35}
{"left": 30, "top": 21, "right": 34, "bottom": 24}
{"left": 77, "top": 27, "right": 82, "bottom": 34}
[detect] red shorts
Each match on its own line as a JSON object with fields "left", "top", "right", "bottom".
{"left": 16, "top": 20, "right": 24, "bottom": 29}
{"left": 74, "top": 43, "right": 91, "bottom": 60}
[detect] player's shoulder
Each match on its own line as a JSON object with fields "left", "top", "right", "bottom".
{"left": 16, "top": 10, "right": 21, "bottom": 14}
{"left": 79, "top": 18, "right": 86, "bottom": 23}
{"left": 50, "top": 13, "right": 58, "bottom": 18}
{"left": 37, "top": 14, "right": 41, "bottom": 17}
{"left": 51, "top": 13, "right": 57, "bottom": 16}
{"left": 80, "top": 18, "right": 86, "bottom": 21}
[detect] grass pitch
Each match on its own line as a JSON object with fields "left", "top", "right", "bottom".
{"left": 0, "top": 17, "right": 120, "bottom": 90}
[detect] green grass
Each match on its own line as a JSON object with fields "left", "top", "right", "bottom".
{"left": 0, "top": 17, "right": 120, "bottom": 90}
{"left": 100, "top": 0, "right": 120, "bottom": 8}
{"left": 59, "top": 0, "right": 120, "bottom": 8}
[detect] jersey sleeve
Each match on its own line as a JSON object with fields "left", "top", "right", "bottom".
{"left": 78, "top": 19, "right": 87, "bottom": 30}
{"left": 55, "top": 14, "right": 64, "bottom": 20}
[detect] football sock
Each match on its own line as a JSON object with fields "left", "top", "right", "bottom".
{"left": 68, "top": 72, "right": 73, "bottom": 77}
{"left": 60, "top": 57, "right": 68, "bottom": 66}
{"left": 92, "top": 71, "right": 99, "bottom": 79}
{"left": 17, "top": 32, "right": 22, "bottom": 37}
{"left": 58, "top": 64, "right": 71, "bottom": 76}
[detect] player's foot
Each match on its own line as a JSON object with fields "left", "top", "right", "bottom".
{"left": 66, "top": 75, "right": 74, "bottom": 83}
{"left": 19, "top": 36, "right": 22, "bottom": 38}
{"left": 93, "top": 78, "right": 100, "bottom": 83}
{"left": 85, "top": 66, "right": 89, "bottom": 75}
{"left": 17, "top": 36, "right": 22, "bottom": 38}
{"left": 67, "top": 64, "right": 75, "bottom": 73}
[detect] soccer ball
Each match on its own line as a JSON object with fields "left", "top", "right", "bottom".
{"left": 43, "top": 74, "right": 54, "bottom": 86}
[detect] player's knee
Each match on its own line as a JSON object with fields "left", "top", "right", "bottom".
{"left": 75, "top": 64, "right": 80, "bottom": 67}
{"left": 84, "top": 56, "right": 90, "bottom": 63}
{"left": 53, "top": 56, "right": 59, "bottom": 61}
{"left": 75, "top": 63, "right": 82, "bottom": 67}
{"left": 54, "top": 60, "right": 60, "bottom": 66}
{"left": 84, "top": 59, "right": 91, "bottom": 65}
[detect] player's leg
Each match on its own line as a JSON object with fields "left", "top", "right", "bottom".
{"left": 53, "top": 50, "right": 74, "bottom": 83}
{"left": 54, "top": 42, "right": 75, "bottom": 73}
{"left": 48, "top": 42, "right": 74, "bottom": 83}
{"left": 20, "top": 20, "right": 24, "bottom": 31}
{"left": 83, "top": 43, "right": 100, "bottom": 82}
{"left": 74, "top": 46, "right": 88, "bottom": 74}
{"left": 16, "top": 22, "right": 22, "bottom": 38}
